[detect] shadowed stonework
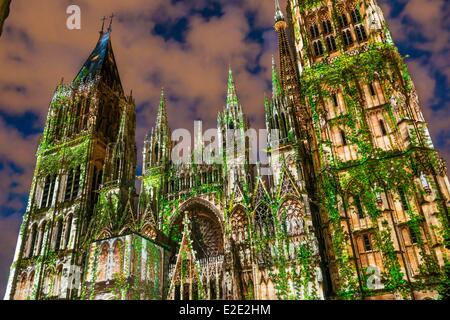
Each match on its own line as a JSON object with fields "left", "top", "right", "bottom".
{"left": 0, "top": 0, "right": 11, "bottom": 36}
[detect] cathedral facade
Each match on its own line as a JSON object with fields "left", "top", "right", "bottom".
{"left": 4, "top": 0, "right": 450, "bottom": 300}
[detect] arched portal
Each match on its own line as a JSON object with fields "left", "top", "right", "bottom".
{"left": 168, "top": 198, "right": 225, "bottom": 300}
{"left": 170, "top": 198, "right": 224, "bottom": 260}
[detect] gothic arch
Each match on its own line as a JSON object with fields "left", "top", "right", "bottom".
{"left": 229, "top": 205, "right": 248, "bottom": 243}
{"left": 98, "top": 228, "right": 113, "bottom": 240}
{"left": 341, "top": 178, "right": 372, "bottom": 221}
{"left": 112, "top": 239, "right": 123, "bottom": 276}
{"left": 141, "top": 222, "right": 157, "bottom": 240}
{"left": 278, "top": 197, "right": 307, "bottom": 238}
{"left": 118, "top": 225, "right": 132, "bottom": 236}
{"left": 64, "top": 213, "right": 73, "bottom": 249}
{"left": 172, "top": 197, "right": 224, "bottom": 232}
{"left": 35, "top": 220, "right": 47, "bottom": 257}
{"left": 277, "top": 164, "right": 301, "bottom": 198}
{"left": 42, "top": 266, "right": 56, "bottom": 297}
{"left": 53, "top": 264, "right": 63, "bottom": 297}
{"left": 170, "top": 197, "right": 224, "bottom": 260}
{"left": 53, "top": 217, "right": 64, "bottom": 251}
{"left": 98, "top": 242, "right": 110, "bottom": 282}
{"left": 254, "top": 202, "right": 274, "bottom": 238}
{"left": 230, "top": 205, "right": 254, "bottom": 299}
{"left": 27, "top": 223, "right": 38, "bottom": 258}
{"left": 15, "top": 272, "right": 28, "bottom": 300}
{"left": 26, "top": 271, "right": 35, "bottom": 299}
{"left": 341, "top": 177, "right": 365, "bottom": 196}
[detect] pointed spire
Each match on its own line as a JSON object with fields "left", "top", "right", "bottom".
{"left": 108, "top": 13, "right": 115, "bottom": 32}
{"left": 155, "top": 88, "right": 169, "bottom": 135}
{"left": 100, "top": 16, "right": 107, "bottom": 35}
{"left": 145, "top": 88, "right": 170, "bottom": 169}
{"left": 274, "top": 1, "right": 303, "bottom": 125}
{"left": 272, "top": 55, "right": 283, "bottom": 98}
{"left": 169, "top": 213, "right": 205, "bottom": 299}
{"left": 159, "top": 88, "right": 166, "bottom": 112}
{"left": 274, "top": 0, "right": 284, "bottom": 22}
{"left": 226, "top": 67, "right": 239, "bottom": 108}
{"left": 74, "top": 22, "right": 121, "bottom": 86}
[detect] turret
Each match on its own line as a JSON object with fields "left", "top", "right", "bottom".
{"left": 217, "top": 68, "right": 252, "bottom": 195}
{"left": 143, "top": 89, "right": 171, "bottom": 173}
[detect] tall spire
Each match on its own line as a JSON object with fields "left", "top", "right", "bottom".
{"left": 74, "top": 21, "right": 123, "bottom": 93}
{"left": 274, "top": 1, "right": 304, "bottom": 123}
{"left": 273, "top": 0, "right": 310, "bottom": 135}
{"left": 274, "top": 0, "right": 284, "bottom": 22}
{"left": 272, "top": 56, "right": 283, "bottom": 98}
{"left": 145, "top": 88, "right": 170, "bottom": 169}
{"left": 226, "top": 67, "right": 239, "bottom": 108}
{"left": 156, "top": 88, "right": 168, "bottom": 130}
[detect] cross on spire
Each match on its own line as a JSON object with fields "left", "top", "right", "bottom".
{"left": 226, "top": 67, "right": 239, "bottom": 108}
{"left": 108, "top": 13, "right": 115, "bottom": 32}
{"left": 274, "top": 0, "right": 284, "bottom": 22}
{"left": 99, "top": 16, "right": 107, "bottom": 34}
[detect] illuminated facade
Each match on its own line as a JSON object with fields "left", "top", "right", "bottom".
{"left": 4, "top": 0, "right": 449, "bottom": 300}
{"left": 287, "top": 0, "right": 449, "bottom": 299}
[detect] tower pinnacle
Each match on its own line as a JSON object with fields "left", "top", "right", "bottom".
{"left": 274, "top": 0, "right": 287, "bottom": 31}
{"left": 226, "top": 68, "right": 239, "bottom": 108}
{"left": 274, "top": 0, "right": 284, "bottom": 22}
{"left": 156, "top": 88, "right": 168, "bottom": 130}
{"left": 272, "top": 55, "right": 283, "bottom": 98}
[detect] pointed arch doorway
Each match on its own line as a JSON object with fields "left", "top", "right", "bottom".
{"left": 168, "top": 199, "right": 225, "bottom": 300}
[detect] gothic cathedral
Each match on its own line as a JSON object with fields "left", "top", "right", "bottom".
{"left": 5, "top": 0, "right": 450, "bottom": 300}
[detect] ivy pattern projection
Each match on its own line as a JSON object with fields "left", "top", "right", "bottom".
{"left": 302, "top": 41, "right": 448, "bottom": 298}
{"left": 82, "top": 235, "right": 164, "bottom": 300}
{"left": 268, "top": 194, "right": 321, "bottom": 300}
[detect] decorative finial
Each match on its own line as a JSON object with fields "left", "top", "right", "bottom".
{"left": 100, "top": 16, "right": 107, "bottom": 34}
{"left": 274, "top": 0, "right": 284, "bottom": 22}
{"left": 108, "top": 13, "right": 115, "bottom": 32}
{"left": 226, "top": 66, "right": 239, "bottom": 108}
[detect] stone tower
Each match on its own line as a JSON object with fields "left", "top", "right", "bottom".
{"left": 287, "top": 0, "right": 450, "bottom": 299}
{"left": 217, "top": 68, "right": 252, "bottom": 197}
{"left": 140, "top": 89, "right": 171, "bottom": 228}
{"left": 4, "top": 24, "right": 136, "bottom": 300}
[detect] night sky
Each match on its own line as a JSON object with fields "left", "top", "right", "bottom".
{"left": 0, "top": 0, "right": 448, "bottom": 297}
